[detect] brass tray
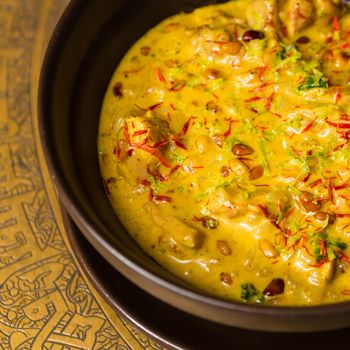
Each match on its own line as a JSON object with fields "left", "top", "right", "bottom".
{"left": 0, "top": 0, "right": 163, "bottom": 348}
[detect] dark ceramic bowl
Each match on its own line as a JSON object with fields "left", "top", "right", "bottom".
{"left": 39, "top": 0, "right": 350, "bottom": 332}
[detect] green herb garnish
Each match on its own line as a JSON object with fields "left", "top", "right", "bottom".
{"left": 298, "top": 75, "right": 328, "bottom": 91}
{"left": 240, "top": 283, "right": 264, "bottom": 303}
{"left": 329, "top": 239, "right": 348, "bottom": 251}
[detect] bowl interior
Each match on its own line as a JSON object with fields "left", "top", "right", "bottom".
{"left": 40, "top": 0, "right": 350, "bottom": 332}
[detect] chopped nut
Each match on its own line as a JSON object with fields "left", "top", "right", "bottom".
{"left": 140, "top": 46, "right": 151, "bottom": 56}
{"left": 328, "top": 213, "right": 336, "bottom": 224}
{"left": 206, "top": 101, "right": 220, "bottom": 113}
{"left": 299, "top": 191, "right": 321, "bottom": 212}
{"left": 249, "top": 165, "right": 264, "bottom": 180}
{"left": 113, "top": 82, "right": 123, "bottom": 98}
{"left": 242, "top": 30, "right": 265, "bottom": 42}
{"left": 217, "top": 240, "right": 232, "bottom": 256}
{"left": 263, "top": 278, "right": 285, "bottom": 296}
{"left": 296, "top": 36, "right": 310, "bottom": 44}
{"left": 314, "top": 211, "right": 336, "bottom": 224}
{"left": 220, "top": 272, "right": 233, "bottom": 285}
{"left": 259, "top": 239, "right": 278, "bottom": 259}
{"left": 314, "top": 211, "right": 328, "bottom": 221}
{"left": 220, "top": 165, "right": 231, "bottom": 177}
{"left": 205, "top": 68, "right": 221, "bottom": 80}
{"left": 232, "top": 144, "right": 254, "bottom": 157}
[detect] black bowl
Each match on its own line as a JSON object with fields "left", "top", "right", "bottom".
{"left": 39, "top": 0, "right": 350, "bottom": 332}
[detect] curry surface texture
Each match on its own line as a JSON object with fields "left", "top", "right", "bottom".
{"left": 98, "top": 0, "right": 350, "bottom": 306}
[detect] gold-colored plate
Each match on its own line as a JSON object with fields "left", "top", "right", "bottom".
{"left": 0, "top": 1, "right": 164, "bottom": 348}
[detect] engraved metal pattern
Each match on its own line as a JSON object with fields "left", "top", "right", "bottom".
{"left": 0, "top": 1, "right": 165, "bottom": 348}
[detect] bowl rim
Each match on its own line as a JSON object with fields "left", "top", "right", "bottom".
{"left": 38, "top": 0, "right": 350, "bottom": 330}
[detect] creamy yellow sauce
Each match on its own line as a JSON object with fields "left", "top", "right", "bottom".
{"left": 98, "top": 0, "right": 350, "bottom": 306}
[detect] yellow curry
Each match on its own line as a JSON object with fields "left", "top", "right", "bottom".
{"left": 98, "top": 0, "right": 350, "bottom": 305}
